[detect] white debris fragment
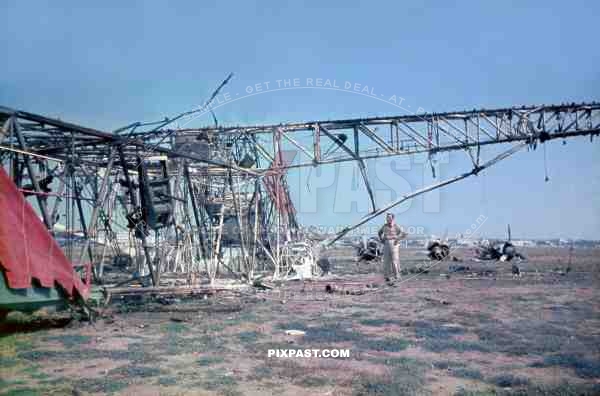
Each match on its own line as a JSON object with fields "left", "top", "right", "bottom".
{"left": 285, "top": 329, "right": 306, "bottom": 336}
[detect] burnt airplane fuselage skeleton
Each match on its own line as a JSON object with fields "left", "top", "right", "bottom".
{"left": 0, "top": 101, "right": 598, "bottom": 304}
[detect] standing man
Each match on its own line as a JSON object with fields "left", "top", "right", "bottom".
{"left": 378, "top": 213, "right": 407, "bottom": 281}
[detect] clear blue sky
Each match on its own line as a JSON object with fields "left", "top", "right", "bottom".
{"left": 1, "top": 1, "right": 598, "bottom": 239}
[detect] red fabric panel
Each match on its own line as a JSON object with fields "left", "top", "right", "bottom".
{"left": 0, "top": 167, "right": 89, "bottom": 298}
{"left": 262, "top": 149, "right": 296, "bottom": 216}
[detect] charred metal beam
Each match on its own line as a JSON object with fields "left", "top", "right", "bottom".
{"left": 320, "top": 125, "right": 377, "bottom": 212}
{"left": 10, "top": 117, "right": 52, "bottom": 229}
{"left": 184, "top": 163, "right": 207, "bottom": 259}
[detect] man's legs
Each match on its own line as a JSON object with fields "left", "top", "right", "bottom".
{"left": 392, "top": 244, "right": 401, "bottom": 279}
{"left": 383, "top": 242, "right": 393, "bottom": 280}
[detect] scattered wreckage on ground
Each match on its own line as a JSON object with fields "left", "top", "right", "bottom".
{"left": 356, "top": 237, "right": 383, "bottom": 262}
{"left": 0, "top": 98, "right": 598, "bottom": 315}
{"left": 474, "top": 225, "right": 527, "bottom": 264}
{"left": 427, "top": 240, "right": 452, "bottom": 261}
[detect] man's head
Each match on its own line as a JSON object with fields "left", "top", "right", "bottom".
{"left": 385, "top": 213, "right": 395, "bottom": 225}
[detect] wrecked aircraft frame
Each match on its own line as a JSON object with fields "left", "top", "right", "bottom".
{"left": 0, "top": 102, "right": 598, "bottom": 292}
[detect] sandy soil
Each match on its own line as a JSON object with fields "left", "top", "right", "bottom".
{"left": 1, "top": 247, "right": 599, "bottom": 395}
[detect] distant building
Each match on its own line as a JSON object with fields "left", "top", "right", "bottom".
{"left": 511, "top": 240, "right": 535, "bottom": 247}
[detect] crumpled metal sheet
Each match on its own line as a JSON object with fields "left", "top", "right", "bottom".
{"left": 0, "top": 167, "right": 89, "bottom": 298}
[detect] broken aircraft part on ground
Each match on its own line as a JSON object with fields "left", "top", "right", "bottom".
{"left": 356, "top": 237, "right": 383, "bottom": 262}
{"left": 474, "top": 225, "right": 527, "bottom": 263}
{"left": 0, "top": 100, "right": 599, "bottom": 313}
{"left": 427, "top": 240, "right": 451, "bottom": 261}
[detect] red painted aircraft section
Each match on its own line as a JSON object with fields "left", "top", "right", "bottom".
{"left": 0, "top": 167, "right": 89, "bottom": 298}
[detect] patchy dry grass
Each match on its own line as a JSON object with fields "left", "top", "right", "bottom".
{"left": 246, "top": 364, "right": 273, "bottom": 381}
{"left": 194, "top": 368, "right": 239, "bottom": 393}
{"left": 354, "top": 357, "right": 429, "bottom": 395}
{"left": 294, "top": 375, "right": 331, "bottom": 387}
{"left": 360, "top": 337, "right": 411, "bottom": 352}
{"left": 433, "top": 359, "right": 467, "bottom": 370}
{"left": 107, "top": 364, "right": 166, "bottom": 378}
{"left": 360, "top": 318, "right": 404, "bottom": 327}
{"left": 421, "top": 336, "right": 491, "bottom": 353}
{"left": 236, "top": 330, "right": 263, "bottom": 343}
{"left": 276, "top": 320, "right": 310, "bottom": 330}
{"left": 531, "top": 353, "right": 600, "bottom": 378}
{"left": 452, "top": 367, "right": 484, "bottom": 380}
{"left": 0, "top": 334, "right": 33, "bottom": 357}
{"left": 474, "top": 320, "right": 574, "bottom": 356}
{"left": 456, "top": 381, "right": 600, "bottom": 396}
{"left": 301, "top": 322, "right": 363, "bottom": 344}
{"left": 1, "top": 247, "right": 599, "bottom": 395}
{"left": 510, "top": 382, "right": 600, "bottom": 395}
{"left": 197, "top": 355, "right": 226, "bottom": 366}
{"left": 0, "top": 378, "right": 26, "bottom": 388}
{"left": 157, "top": 376, "right": 178, "bottom": 386}
{"left": 162, "top": 321, "right": 189, "bottom": 334}
{"left": 76, "top": 377, "right": 130, "bottom": 394}
{"left": 489, "top": 373, "right": 530, "bottom": 387}
{"left": 44, "top": 334, "right": 91, "bottom": 348}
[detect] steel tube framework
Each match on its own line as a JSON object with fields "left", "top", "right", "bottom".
{"left": 1, "top": 101, "right": 598, "bottom": 288}
{"left": 170, "top": 103, "right": 600, "bottom": 170}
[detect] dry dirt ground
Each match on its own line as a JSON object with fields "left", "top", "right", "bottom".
{"left": 1, "top": 247, "right": 599, "bottom": 396}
